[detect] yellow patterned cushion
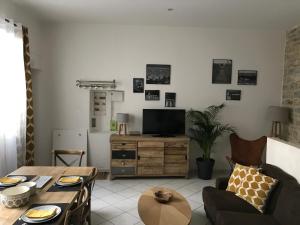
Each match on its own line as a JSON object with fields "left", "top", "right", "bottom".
{"left": 235, "top": 168, "right": 278, "bottom": 213}
{"left": 226, "top": 163, "right": 255, "bottom": 193}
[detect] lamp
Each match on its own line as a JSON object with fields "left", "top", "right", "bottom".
{"left": 116, "top": 113, "right": 129, "bottom": 135}
{"left": 268, "top": 106, "right": 290, "bottom": 138}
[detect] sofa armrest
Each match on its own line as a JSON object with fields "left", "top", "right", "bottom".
{"left": 216, "top": 177, "right": 230, "bottom": 190}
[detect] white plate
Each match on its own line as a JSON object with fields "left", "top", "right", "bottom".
{"left": 55, "top": 176, "right": 83, "bottom": 187}
{"left": 21, "top": 205, "right": 61, "bottom": 223}
{"left": 0, "top": 176, "right": 27, "bottom": 187}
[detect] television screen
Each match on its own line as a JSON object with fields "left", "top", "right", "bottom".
{"left": 143, "top": 109, "right": 186, "bottom": 136}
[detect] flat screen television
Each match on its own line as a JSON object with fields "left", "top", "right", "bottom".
{"left": 143, "top": 109, "right": 186, "bottom": 136}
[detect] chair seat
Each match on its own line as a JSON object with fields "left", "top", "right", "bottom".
{"left": 202, "top": 186, "right": 259, "bottom": 224}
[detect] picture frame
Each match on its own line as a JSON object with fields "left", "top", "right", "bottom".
{"left": 212, "top": 59, "right": 232, "bottom": 84}
{"left": 226, "top": 90, "right": 241, "bottom": 101}
{"left": 238, "top": 70, "right": 257, "bottom": 85}
{"left": 145, "top": 90, "right": 160, "bottom": 101}
{"left": 133, "top": 78, "right": 144, "bottom": 93}
{"left": 146, "top": 64, "right": 171, "bottom": 84}
{"left": 165, "top": 92, "right": 176, "bottom": 107}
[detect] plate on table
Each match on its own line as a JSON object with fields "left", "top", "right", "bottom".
{"left": 0, "top": 176, "right": 27, "bottom": 187}
{"left": 21, "top": 205, "right": 61, "bottom": 223}
{"left": 55, "top": 176, "right": 83, "bottom": 187}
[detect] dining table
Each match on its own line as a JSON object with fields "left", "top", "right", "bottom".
{"left": 0, "top": 166, "right": 95, "bottom": 225}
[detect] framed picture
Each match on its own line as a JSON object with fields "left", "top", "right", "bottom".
{"left": 212, "top": 59, "right": 232, "bottom": 84}
{"left": 146, "top": 64, "right": 171, "bottom": 84}
{"left": 165, "top": 92, "right": 176, "bottom": 107}
{"left": 145, "top": 90, "right": 160, "bottom": 101}
{"left": 238, "top": 70, "right": 257, "bottom": 85}
{"left": 133, "top": 78, "right": 144, "bottom": 93}
{"left": 226, "top": 90, "right": 241, "bottom": 101}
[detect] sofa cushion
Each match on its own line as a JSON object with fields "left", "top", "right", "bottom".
{"left": 273, "top": 184, "right": 300, "bottom": 225}
{"left": 202, "top": 186, "right": 259, "bottom": 224}
{"left": 226, "top": 163, "right": 253, "bottom": 193}
{"left": 236, "top": 168, "right": 278, "bottom": 213}
{"left": 216, "top": 211, "right": 280, "bottom": 225}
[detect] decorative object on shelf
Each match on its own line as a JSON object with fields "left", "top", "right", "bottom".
{"left": 110, "top": 120, "right": 117, "bottom": 132}
{"left": 76, "top": 79, "right": 116, "bottom": 89}
{"left": 238, "top": 70, "right": 257, "bottom": 85}
{"left": 187, "top": 104, "right": 234, "bottom": 179}
{"left": 145, "top": 90, "right": 160, "bottom": 101}
{"left": 268, "top": 106, "right": 290, "bottom": 138}
{"left": 146, "top": 64, "right": 171, "bottom": 84}
{"left": 154, "top": 189, "right": 173, "bottom": 203}
{"left": 165, "top": 92, "right": 176, "bottom": 107}
{"left": 117, "top": 113, "right": 129, "bottom": 135}
{"left": 212, "top": 59, "right": 232, "bottom": 84}
{"left": 133, "top": 78, "right": 144, "bottom": 93}
{"left": 226, "top": 90, "right": 241, "bottom": 101}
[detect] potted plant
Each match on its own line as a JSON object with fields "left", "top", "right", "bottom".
{"left": 187, "top": 104, "right": 234, "bottom": 180}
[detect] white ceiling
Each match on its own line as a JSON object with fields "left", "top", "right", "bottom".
{"left": 13, "top": 0, "right": 300, "bottom": 29}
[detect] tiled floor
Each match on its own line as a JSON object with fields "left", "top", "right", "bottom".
{"left": 91, "top": 174, "right": 223, "bottom": 225}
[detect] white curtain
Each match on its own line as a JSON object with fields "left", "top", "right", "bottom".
{"left": 0, "top": 19, "right": 26, "bottom": 177}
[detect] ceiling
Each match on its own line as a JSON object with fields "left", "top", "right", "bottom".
{"left": 13, "top": 0, "right": 300, "bottom": 29}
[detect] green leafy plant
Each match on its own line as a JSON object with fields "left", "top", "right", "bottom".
{"left": 187, "top": 104, "right": 234, "bottom": 160}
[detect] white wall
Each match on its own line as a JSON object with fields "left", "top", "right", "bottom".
{"left": 267, "top": 138, "right": 300, "bottom": 183}
{"left": 42, "top": 24, "right": 285, "bottom": 172}
{"left": 0, "top": 0, "right": 52, "bottom": 166}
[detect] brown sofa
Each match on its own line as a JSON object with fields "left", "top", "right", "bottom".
{"left": 202, "top": 164, "right": 300, "bottom": 225}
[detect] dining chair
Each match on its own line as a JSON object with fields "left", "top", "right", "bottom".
{"left": 83, "top": 167, "right": 98, "bottom": 225}
{"left": 226, "top": 133, "right": 267, "bottom": 171}
{"left": 64, "top": 187, "right": 89, "bottom": 225}
{"left": 53, "top": 149, "right": 85, "bottom": 167}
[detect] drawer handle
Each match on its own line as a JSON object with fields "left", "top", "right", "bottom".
{"left": 121, "top": 169, "right": 125, "bottom": 173}
{"left": 122, "top": 154, "right": 126, "bottom": 157}
{"left": 122, "top": 143, "right": 126, "bottom": 146}
{"left": 138, "top": 156, "right": 140, "bottom": 160}
{"left": 122, "top": 161, "right": 125, "bottom": 166}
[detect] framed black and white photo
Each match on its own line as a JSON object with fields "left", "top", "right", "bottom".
{"left": 165, "top": 92, "right": 176, "bottom": 107}
{"left": 145, "top": 90, "right": 160, "bottom": 101}
{"left": 226, "top": 90, "right": 241, "bottom": 101}
{"left": 212, "top": 59, "right": 232, "bottom": 84}
{"left": 133, "top": 78, "right": 144, "bottom": 93}
{"left": 238, "top": 70, "right": 257, "bottom": 85}
{"left": 146, "top": 64, "right": 171, "bottom": 84}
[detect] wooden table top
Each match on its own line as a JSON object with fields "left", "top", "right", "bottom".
{"left": 138, "top": 187, "right": 192, "bottom": 225}
{"left": 0, "top": 166, "right": 95, "bottom": 225}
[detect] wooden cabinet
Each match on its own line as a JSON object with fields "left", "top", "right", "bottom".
{"left": 110, "top": 134, "right": 189, "bottom": 179}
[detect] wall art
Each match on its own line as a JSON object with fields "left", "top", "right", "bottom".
{"left": 133, "top": 78, "right": 144, "bottom": 93}
{"left": 212, "top": 59, "right": 232, "bottom": 84}
{"left": 145, "top": 90, "right": 160, "bottom": 101}
{"left": 146, "top": 64, "right": 171, "bottom": 84}
{"left": 238, "top": 70, "right": 257, "bottom": 85}
{"left": 165, "top": 92, "right": 176, "bottom": 107}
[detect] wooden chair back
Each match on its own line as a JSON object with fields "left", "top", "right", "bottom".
{"left": 227, "top": 133, "right": 267, "bottom": 168}
{"left": 53, "top": 149, "right": 85, "bottom": 167}
{"left": 64, "top": 187, "right": 88, "bottom": 225}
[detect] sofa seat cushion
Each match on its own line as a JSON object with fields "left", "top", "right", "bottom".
{"left": 216, "top": 211, "right": 280, "bottom": 225}
{"left": 202, "top": 186, "right": 259, "bottom": 224}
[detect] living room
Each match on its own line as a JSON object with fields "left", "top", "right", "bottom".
{"left": 0, "top": 0, "right": 299, "bottom": 225}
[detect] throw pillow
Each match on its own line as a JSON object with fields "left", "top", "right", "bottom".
{"left": 236, "top": 168, "right": 278, "bottom": 213}
{"left": 226, "top": 163, "right": 255, "bottom": 193}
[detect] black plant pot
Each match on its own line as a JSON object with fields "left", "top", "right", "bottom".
{"left": 196, "top": 157, "right": 215, "bottom": 180}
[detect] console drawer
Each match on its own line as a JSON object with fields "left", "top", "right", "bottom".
{"left": 111, "top": 167, "right": 135, "bottom": 175}
{"left": 138, "top": 157, "right": 163, "bottom": 167}
{"left": 165, "top": 142, "right": 188, "bottom": 148}
{"left": 138, "top": 142, "right": 164, "bottom": 148}
{"left": 165, "top": 155, "right": 187, "bottom": 163}
{"left": 112, "top": 150, "right": 136, "bottom": 159}
{"left": 112, "top": 142, "right": 137, "bottom": 150}
{"left": 111, "top": 159, "right": 136, "bottom": 167}
{"left": 164, "top": 164, "right": 187, "bottom": 175}
{"left": 138, "top": 148, "right": 164, "bottom": 158}
{"left": 165, "top": 148, "right": 187, "bottom": 155}
{"left": 138, "top": 167, "right": 163, "bottom": 175}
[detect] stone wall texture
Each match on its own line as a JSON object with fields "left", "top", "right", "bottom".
{"left": 282, "top": 26, "right": 300, "bottom": 144}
